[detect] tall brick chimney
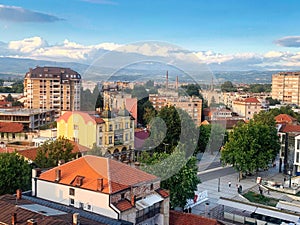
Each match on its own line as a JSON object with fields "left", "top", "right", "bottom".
{"left": 131, "top": 194, "right": 135, "bottom": 206}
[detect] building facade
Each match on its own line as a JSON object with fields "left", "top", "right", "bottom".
{"left": 272, "top": 71, "right": 300, "bottom": 105}
{"left": 32, "top": 155, "right": 169, "bottom": 225}
{"left": 24, "top": 66, "right": 81, "bottom": 112}
{"left": 232, "top": 97, "right": 261, "bottom": 120}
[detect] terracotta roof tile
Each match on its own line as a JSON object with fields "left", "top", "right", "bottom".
{"left": 0, "top": 122, "right": 23, "bottom": 133}
{"left": 39, "top": 155, "right": 158, "bottom": 194}
{"left": 244, "top": 97, "right": 260, "bottom": 103}
{"left": 280, "top": 124, "right": 300, "bottom": 133}
{"left": 0, "top": 194, "right": 106, "bottom": 225}
{"left": 275, "top": 114, "right": 297, "bottom": 124}
{"left": 57, "top": 111, "right": 96, "bottom": 125}
{"left": 17, "top": 148, "right": 38, "bottom": 161}
{"left": 113, "top": 199, "right": 133, "bottom": 212}
{"left": 169, "top": 210, "right": 222, "bottom": 225}
{"left": 0, "top": 147, "right": 16, "bottom": 153}
{"left": 156, "top": 189, "right": 169, "bottom": 198}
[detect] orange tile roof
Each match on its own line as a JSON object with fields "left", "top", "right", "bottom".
{"left": 280, "top": 124, "right": 300, "bottom": 133}
{"left": 156, "top": 189, "right": 169, "bottom": 198}
{"left": 57, "top": 111, "right": 96, "bottom": 125}
{"left": 17, "top": 147, "right": 38, "bottom": 161}
{"left": 39, "top": 155, "right": 158, "bottom": 194}
{"left": 113, "top": 199, "right": 133, "bottom": 212}
{"left": 169, "top": 210, "right": 222, "bottom": 225}
{"left": 0, "top": 122, "right": 23, "bottom": 133}
{"left": 275, "top": 114, "right": 297, "bottom": 124}
{"left": 244, "top": 97, "right": 260, "bottom": 103}
{"left": 0, "top": 147, "right": 16, "bottom": 153}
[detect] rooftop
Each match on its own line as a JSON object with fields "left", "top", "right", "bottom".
{"left": 39, "top": 155, "right": 158, "bottom": 194}
{"left": 0, "top": 108, "right": 54, "bottom": 116}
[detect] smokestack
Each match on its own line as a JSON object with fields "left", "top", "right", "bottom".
{"left": 16, "top": 189, "right": 22, "bottom": 200}
{"left": 176, "top": 76, "right": 179, "bottom": 90}
{"left": 166, "top": 71, "right": 168, "bottom": 89}
{"left": 73, "top": 213, "right": 80, "bottom": 225}
{"left": 55, "top": 169, "right": 61, "bottom": 182}
{"left": 27, "top": 219, "right": 37, "bottom": 225}
{"left": 97, "top": 178, "right": 104, "bottom": 192}
{"left": 11, "top": 213, "right": 17, "bottom": 225}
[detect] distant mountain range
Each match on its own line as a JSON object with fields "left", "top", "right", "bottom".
{"left": 0, "top": 57, "right": 277, "bottom": 84}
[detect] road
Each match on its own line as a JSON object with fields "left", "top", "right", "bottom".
{"left": 198, "top": 165, "right": 236, "bottom": 182}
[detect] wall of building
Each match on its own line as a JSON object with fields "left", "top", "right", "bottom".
{"left": 36, "top": 179, "right": 119, "bottom": 219}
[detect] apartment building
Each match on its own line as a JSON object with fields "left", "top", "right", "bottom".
{"left": 149, "top": 94, "right": 202, "bottom": 126}
{"left": 24, "top": 66, "right": 81, "bottom": 113}
{"left": 232, "top": 97, "right": 261, "bottom": 120}
{"left": 32, "top": 155, "right": 169, "bottom": 225}
{"left": 57, "top": 107, "right": 135, "bottom": 161}
{"left": 272, "top": 71, "right": 300, "bottom": 105}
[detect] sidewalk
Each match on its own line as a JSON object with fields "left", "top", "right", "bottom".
{"left": 193, "top": 158, "right": 286, "bottom": 216}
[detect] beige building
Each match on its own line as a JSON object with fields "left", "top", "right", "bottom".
{"left": 232, "top": 97, "right": 261, "bottom": 120}
{"left": 24, "top": 66, "right": 81, "bottom": 113}
{"left": 149, "top": 94, "right": 202, "bottom": 126}
{"left": 272, "top": 71, "right": 300, "bottom": 105}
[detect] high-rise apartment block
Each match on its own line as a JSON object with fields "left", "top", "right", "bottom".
{"left": 24, "top": 66, "right": 81, "bottom": 112}
{"left": 272, "top": 72, "right": 300, "bottom": 105}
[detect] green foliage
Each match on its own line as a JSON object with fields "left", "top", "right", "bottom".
{"left": 139, "top": 149, "right": 200, "bottom": 209}
{"left": 266, "top": 97, "right": 280, "bottom": 106}
{"left": 181, "top": 84, "right": 201, "bottom": 97}
{"left": 196, "top": 125, "right": 211, "bottom": 153}
{"left": 95, "top": 92, "right": 104, "bottom": 109}
{"left": 0, "top": 80, "right": 24, "bottom": 93}
{"left": 132, "top": 85, "right": 148, "bottom": 99}
{"left": 243, "top": 84, "right": 272, "bottom": 93}
{"left": 255, "top": 106, "right": 300, "bottom": 124}
{"left": 145, "top": 80, "right": 154, "bottom": 89}
{"left": 87, "top": 143, "right": 103, "bottom": 156}
{"left": 35, "top": 137, "right": 76, "bottom": 168}
{"left": 38, "top": 121, "right": 57, "bottom": 130}
{"left": 80, "top": 86, "right": 101, "bottom": 111}
{"left": 5, "top": 93, "right": 14, "bottom": 102}
{"left": 221, "top": 120, "right": 280, "bottom": 175}
{"left": 221, "top": 81, "right": 237, "bottom": 92}
{"left": 0, "top": 152, "right": 31, "bottom": 194}
{"left": 243, "top": 191, "right": 278, "bottom": 207}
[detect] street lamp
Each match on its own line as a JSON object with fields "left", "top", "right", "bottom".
{"left": 162, "top": 142, "right": 169, "bottom": 153}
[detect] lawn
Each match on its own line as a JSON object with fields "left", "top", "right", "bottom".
{"left": 243, "top": 191, "right": 279, "bottom": 207}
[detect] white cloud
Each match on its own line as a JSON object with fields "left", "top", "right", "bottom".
{"left": 8, "top": 36, "right": 47, "bottom": 53}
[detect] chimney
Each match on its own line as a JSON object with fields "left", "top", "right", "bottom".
{"left": 32, "top": 168, "right": 41, "bottom": 178}
{"left": 55, "top": 169, "right": 61, "bottom": 182}
{"left": 27, "top": 219, "right": 37, "bottom": 225}
{"left": 58, "top": 159, "right": 65, "bottom": 166}
{"left": 131, "top": 195, "right": 136, "bottom": 206}
{"left": 73, "top": 213, "right": 80, "bottom": 225}
{"left": 97, "top": 178, "right": 104, "bottom": 192}
{"left": 16, "top": 189, "right": 22, "bottom": 200}
{"left": 75, "top": 176, "right": 84, "bottom": 187}
{"left": 166, "top": 71, "right": 168, "bottom": 89}
{"left": 11, "top": 213, "right": 17, "bottom": 225}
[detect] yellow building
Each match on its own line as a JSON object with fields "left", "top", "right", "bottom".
{"left": 57, "top": 107, "right": 135, "bottom": 161}
{"left": 272, "top": 71, "right": 300, "bottom": 105}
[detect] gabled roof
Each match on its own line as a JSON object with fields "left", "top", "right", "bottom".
{"left": 169, "top": 210, "right": 223, "bottom": 225}
{"left": 280, "top": 124, "right": 300, "bottom": 133}
{"left": 244, "top": 97, "right": 260, "bottom": 103}
{"left": 39, "top": 155, "right": 158, "bottom": 194}
{"left": 275, "top": 114, "right": 297, "bottom": 124}
{"left": 0, "top": 122, "right": 23, "bottom": 133}
{"left": 113, "top": 199, "right": 133, "bottom": 212}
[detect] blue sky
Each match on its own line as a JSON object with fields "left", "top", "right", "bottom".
{"left": 1, "top": 0, "right": 300, "bottom": 70}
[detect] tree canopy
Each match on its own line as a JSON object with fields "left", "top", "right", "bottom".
{"left": 181, "top": 84, "right": 201, "bottom": 97}
{"left": 221, "top": 120, "right": 280, "bottom": 177}
{"left": 0, "top": 152, "right": 31, "bottom": 194}
{"left": 221, "top": 81, "right": 237, "bottom": 92}
{"left": 35, "top": 137, "right": 76, "bottom": 168}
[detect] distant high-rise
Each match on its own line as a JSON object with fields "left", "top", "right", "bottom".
{"left": 24, "top": 66, "right": 81, "bottom": 112}
{"left": 272, "top": 72, "right": 300, "bottom": 106}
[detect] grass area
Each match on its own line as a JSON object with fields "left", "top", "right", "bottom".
{"left": 243, "top": 191, "right": 279, "bottom": 207}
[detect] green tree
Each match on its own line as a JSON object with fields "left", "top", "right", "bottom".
{"left": 221, "top": 81, "right": 237, "bottom": 92}
{"left": 5, "top": 94, "right": 14, "bottom": 102}
{"left": 196, "top": 125, "right": 211, "bottom": 154}
{"left": 35, "top": 137, "right": 76, "bottom": 168}
{"left": 221, "top": 120, "right": 280, "bottom": 179}
{"left": 0, "top": 152, "right": 31, "bottom": 194}
{"left": 140, "top": 149, "right": 200, "bottom": 209}
{"left": 95, "top": 92, "right": 104, "bottom": 110}
{"left": 266, "top": 97, "right": 280, "bottom": 106}
{"left": 181, "top": 84, "right": 201, "bottom": 97}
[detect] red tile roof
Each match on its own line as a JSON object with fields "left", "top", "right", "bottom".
{"left": 0, "top": 122, "right": 23, "bottom": 133}
{"left": 156, "top": 189, "right": 169, "bottom": 198}
{"left": 0, "top": 194, "right": 106, "bottom": 225}
{"left": 113, "top": 199, "right": 133, "bottom": 212}
{"left": 57, "top": 111, "right": 96, "bottom": 124}
{"left": 280, "top": 124, "right": 300, "bottom": 133}
{"left": 39, "top": 155, "right": 158, "bottom": 194}
{"left": 17, "top": 148, "right": 38, "bottom": 161}
{"left": 169, "top": 210, "right": 222, "bottom": 225}
{"left": 275, "top": 114, "right": 297, "bottom": 124}
{"left": 244, "top": 97, "right": 260, "bottom": 103}
{"left": 0, "top": 147, "right": 16, "bottom": 153}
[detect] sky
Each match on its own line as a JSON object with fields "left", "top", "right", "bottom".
{"left": 1, "top": 0, "right": 300, "bottom": 70}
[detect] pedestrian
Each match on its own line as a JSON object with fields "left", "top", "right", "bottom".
{"left": 228, "top": 181, "right": 231, "bottom": 188}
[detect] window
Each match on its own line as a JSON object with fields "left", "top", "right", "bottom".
{"left": 297, "top": 140, "right": 300, "bottom": 150}
{"left": 99, "top": 137, "right": 103, "bottom": 145}
{"left": 1, "top": 133, "right": 3, "bottom": 138}
{"left": 150, "top": 183, "right": 154, "bottom": 190}
{"left": 126, "top": 122, "right": 129, "bottom": 129}
{"left": 99, "top": 126, "right": 102, "bottom": 132}
{"left": 69, "top": 188, "right": 75, "bottom": 196}
{"left": 12, "top": 133, "right": 15, "bottom": 139}
{"left": 109, "top": 136, "right": 113, "bottom": 144}
{"left": 73, "top": 124, "right": 79, "bottom": 130}
{"left": 121, "top": 193, "right": 125, "bottom": 199}
{"left": 297, "top": 152, "right": 300, "bottom": 163}
{"left": 125, "top": 134, "right": 128, "bottom": 141}
{"left": 109, "top": 124, "right": 113, "bottom": 131}
{"left": 70, "top": 198, "right": 74, "bottom": 205}
{"left": 25, "top": 134, "right": 28, "bottom": 140}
